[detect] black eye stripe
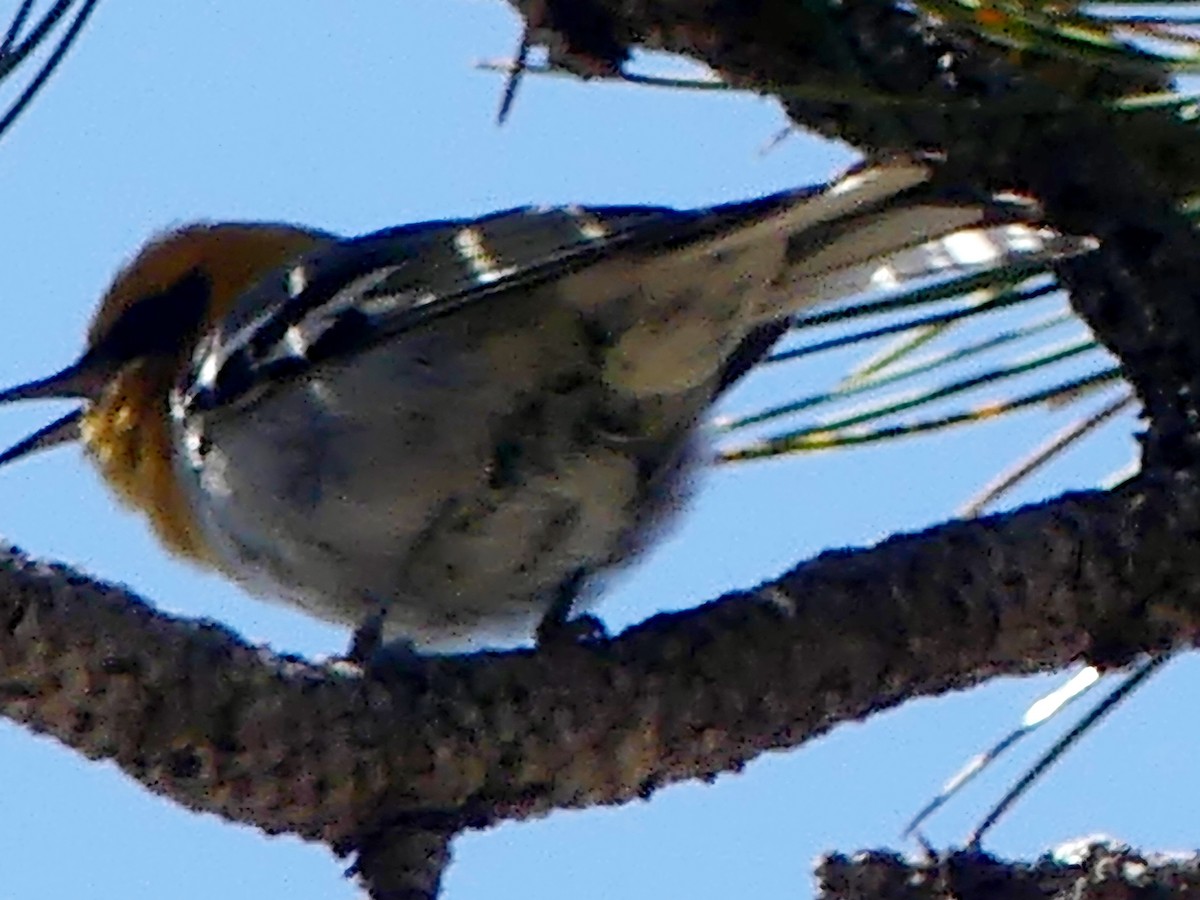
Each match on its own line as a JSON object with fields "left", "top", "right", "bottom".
{"left": 91, "top": 268, "right": 212, "bottom": 365}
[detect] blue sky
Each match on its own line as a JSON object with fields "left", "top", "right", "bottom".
{"left": 0, "top": 3, "right": 1192, "bottom": 899}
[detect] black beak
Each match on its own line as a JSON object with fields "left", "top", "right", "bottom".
{"left": 0, "top": 356, "right": 106, "bottom": 467}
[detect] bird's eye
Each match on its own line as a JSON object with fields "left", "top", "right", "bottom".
{"left": 92, "top": 268, "right": 213, "bottom": 365}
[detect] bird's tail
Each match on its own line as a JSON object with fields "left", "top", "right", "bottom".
{"left": 702, "top": 159, "right": 1093, "bottom": 317}
{"left": 605, "top": 158, "right": 1095, "bottom": 398}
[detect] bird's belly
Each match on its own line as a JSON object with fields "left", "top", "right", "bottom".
{"left": 173, "top": 310, "right": 705, "bottom": 648}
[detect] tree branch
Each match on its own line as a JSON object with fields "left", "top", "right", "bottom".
{"left": 2, "top": 471, "right": 1198, "bottom": 848}
{"left": 818, "top": 842, "right": 1200, "bottom": 900}
{"left": 346, "top": 816, "right": 456, "bottom": 900}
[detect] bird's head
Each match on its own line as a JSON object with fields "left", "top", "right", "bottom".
{"left": 0, "top": 223, "right": 332, "bottom": 560}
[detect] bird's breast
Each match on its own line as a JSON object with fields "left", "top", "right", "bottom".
{"left": 170, "top": 294, "right": 710, "bottom": 648}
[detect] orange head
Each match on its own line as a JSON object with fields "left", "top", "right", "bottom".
{"left": 0, "top": 222, "right": 335, "bottom": 563}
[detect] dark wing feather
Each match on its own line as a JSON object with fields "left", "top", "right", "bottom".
{"left": 182, "top": 195, "right": 807, "bottom": 413}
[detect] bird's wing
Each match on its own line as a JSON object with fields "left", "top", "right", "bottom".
{"left": 183, "top": 159, "right": 1087, "bottom": 413}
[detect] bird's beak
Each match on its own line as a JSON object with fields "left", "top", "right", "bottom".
{"left": 0, "top": 355, "right": 106, "bottom": 467}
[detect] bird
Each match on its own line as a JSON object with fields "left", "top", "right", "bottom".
{"left": 0, "top": 157, "right": 1085, "bottom": 655}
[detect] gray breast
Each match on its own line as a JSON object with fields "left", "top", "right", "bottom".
{"left": 171, "top": 280, "right": 713, "bottom": 648}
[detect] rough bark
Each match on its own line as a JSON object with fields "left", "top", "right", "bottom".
{"left": 2, "top": 474, "right": 1199, "bottom": 841}
{"left": 819, "top": 842, "right": 1200, "bottom": 900}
